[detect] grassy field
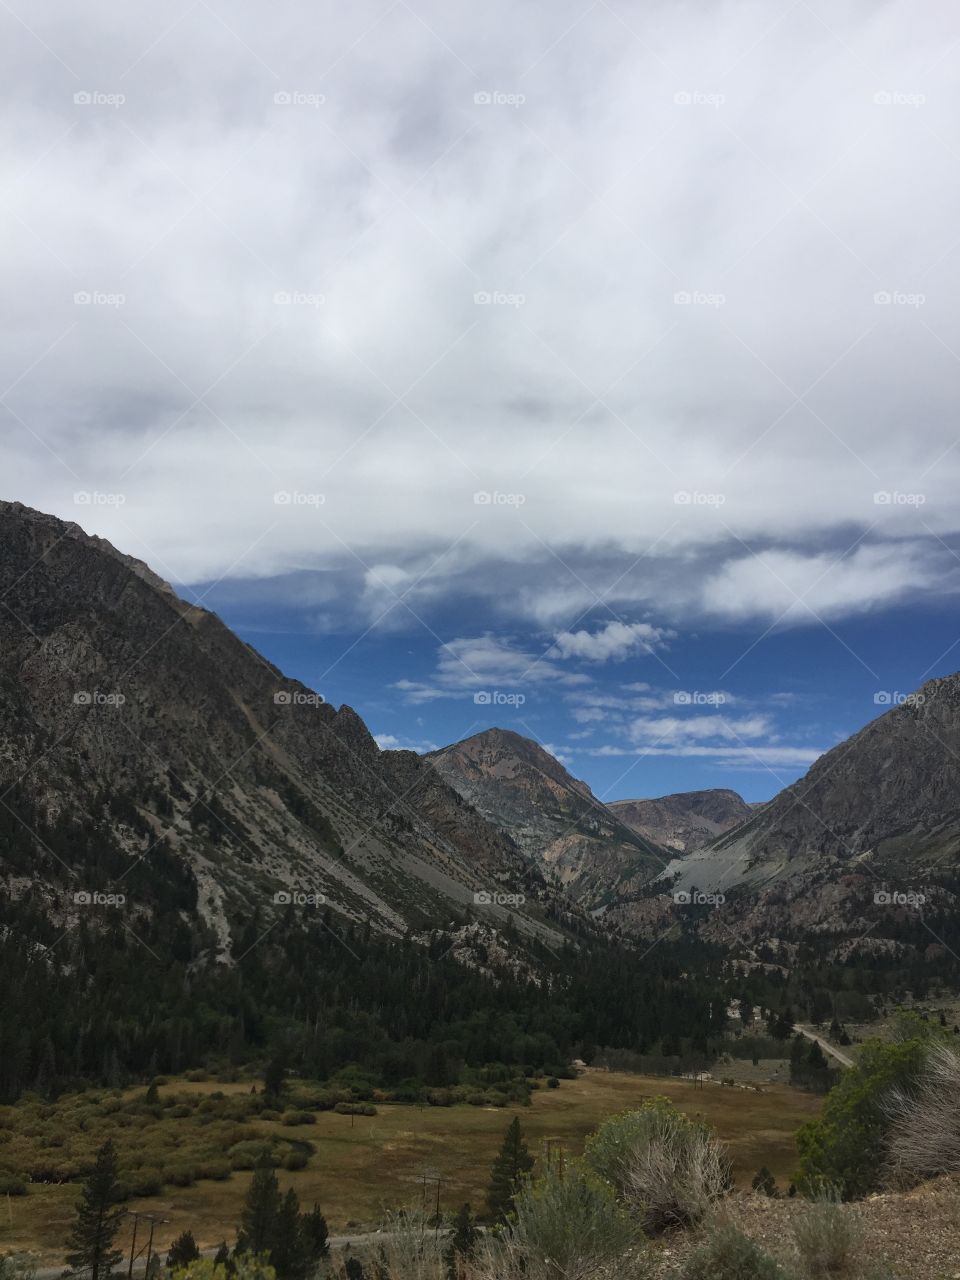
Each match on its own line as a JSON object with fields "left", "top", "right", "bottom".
{"left": 0, "top": 1070, "right": 821, "bottom": 1264}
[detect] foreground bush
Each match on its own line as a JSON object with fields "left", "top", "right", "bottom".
{"left": 585, "top": 1099, "right": 730, "bottom": 1231}
{"left": 796, "top": 1034, "right": 928, "bottom": 1198}
{"left": 791, "top": 1192, "right": 864, "bottom": 1278}
{"left": 475, "top": 1163, "right": 642, "bottom": 1280}
{"left": 883, "top": 1040, "right": 960, "bottom": 1186}
{"left": 680, "top": 1221, "right": 786, "bottom": 1280}
{"left": 170, "top": 1254, "right": 275, "bottom": 1280}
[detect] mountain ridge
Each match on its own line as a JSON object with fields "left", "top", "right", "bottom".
{"left": 0, "top": 500, "right": 568, "bottom": 955}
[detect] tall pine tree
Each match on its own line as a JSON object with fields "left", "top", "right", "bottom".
{"left": 237, "top": 1162, "right": 282, "bottom": 1257}
{"left": 485, "top": 1118, "right": 533, "bottom": 1222}
{"left": 65, "top": 1139, "right": 125, "bottom": 1280}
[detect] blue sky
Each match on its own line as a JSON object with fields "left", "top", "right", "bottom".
{"left": 198, "top": 576, "right": 959, "bottom": 803}
{"left": 3, "top": 1, "right": 959, "bottom": 807}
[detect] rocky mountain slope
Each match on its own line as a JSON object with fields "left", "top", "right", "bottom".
{"left": 425, "top": 728, "right": 672, "bottom": 904}
{"left": 665, "top": 673, "right": 960, "bottom": 901}
{"left": 0, "top": 501, "right": 565, "bottom": 954}
{"left": 608, "top": 788, "right": 753, "bottom": 853}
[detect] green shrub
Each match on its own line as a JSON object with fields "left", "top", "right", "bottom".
{"left": 333, "top": 1102, "right": 376, "bottom": 1117}
{"left": 195, "top": 1159, "right": 231, "bottom": 1182}
{"left": 169, "top": 1105, "right": 192, "bottom": 1119}
{"left": 283, "top": 1150, "right": 309, "bottom": 1171}
{"left": 163, "top": 1165, "right": 196, "bottom": 1187}
{"left": 0, "top": 1173, "right": 27, "bottom": 1196}
{"left": 478, "top": 1163, "right": 641, "bottom": 1280}
{"left": 681, "top": 1222, "right": 786, "bottom": 1280}
{"left": 791, "top": 1193, "right": 863, "bottom": 1277}
{"left": 585, "top": 1098, "right": 731, "bottom": 1232}
{"left": 126, "top": 1168, "right": 163, "bottom": 1196}
{"left": 281, "top": 1111, "right": 315, "bottom": 1126}
{"left": 228, "top": 1141, "right": 278, "bottom": 1170}
{"left": 796, "top": 1036, "right": 928, "bottom": 1198}
{"left": 259, "top": 1110, "right": 281, "bottom": 1122}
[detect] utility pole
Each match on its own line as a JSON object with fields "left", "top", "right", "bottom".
{"left": 544, "top": 1139, "right": 565, "bottom": 1178}
{"left": 127, "top": 1213, "right": 169, "bottom": 1278}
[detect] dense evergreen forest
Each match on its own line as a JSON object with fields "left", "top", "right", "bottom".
{"left": 3, "top": 782, "right": 959, "bottom": 1104}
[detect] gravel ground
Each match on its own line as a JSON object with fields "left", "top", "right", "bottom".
{"left": 645, "top": 1177, "right": 960, "bottom": 1279}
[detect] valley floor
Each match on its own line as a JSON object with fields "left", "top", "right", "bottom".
{"left": 0, "top": 1069, "right": 820, "bottom": 1264}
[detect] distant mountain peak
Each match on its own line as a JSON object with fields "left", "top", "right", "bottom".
{"left": 427, "top": 728, "right": 670, "bottom": 904}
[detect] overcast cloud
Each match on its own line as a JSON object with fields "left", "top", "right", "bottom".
{"left": 2, "top": 0, "right": 959, "bottom": 641}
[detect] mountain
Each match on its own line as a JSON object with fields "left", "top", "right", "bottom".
{"left": 665, "top": 674, "right": 960, "bottom": 899}
{"left": 640, "top": 674, "right": 960, "bottom": 947}
{"left": 425, "top": 728, "right": 671, "bottom": 904}
{"left": 0, "top": 501, "right": 565, "bottom": 953}
{"left": 608, "top": 789, "right": 753, "bottom": 853}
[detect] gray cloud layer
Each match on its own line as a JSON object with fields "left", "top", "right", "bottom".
{"left": 3, "top": 0, "right": 960, "bottom": 629}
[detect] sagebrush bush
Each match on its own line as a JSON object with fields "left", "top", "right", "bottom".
{"left": 681, "top": 1221, "right": 786, "bottom": 1280}
{"left": 474, "top": 1162, "right": 641, "bottom": 1280}
{"left": 585, "top": 1099, "right": 731, "bottom": 1232}
{"left": 791, "top": 1193, "right": 864, "bottom": 1278}
{"left": 281, "top": 1111, "right": 315, "bottom": 1126}
{"left": 883, "top": 1040, "right": 960, "bottom": 1186}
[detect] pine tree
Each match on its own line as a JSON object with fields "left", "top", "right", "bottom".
{"left": 445, "top": 1204, "right": 478, "bottom": 1280}
{"left": 301, "top": 1205, "right": 329, "bottom": 1259}
{"left": 64, "top": 1139, "right": 125, "bottom": 1280}
{"left": 486, "top": 1118, "right": 534, "bottom": 1222}
{"left": 166, "top": 1230, "right": 200, "bottom": 1268}
{"left": 263, "top": 1056, "right": 286, "bottom": 1101}
{"left": 271, "top": 1189, "right": 306, "bottom": 1280}
{"left": 237, "top": 1162, "right": 281, "bottom": 1257}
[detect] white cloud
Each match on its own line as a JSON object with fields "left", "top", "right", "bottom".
{"left": 583, "top": 743, "right": 823, "bottom": 768}
{"left": 394, "top": 632, "right": 591, "bottom": 702}
{"left": 701, "top": 543, "right": 943, "bottom": 623}
{"left": 551, "top": 620, "right": 672, "bottom": 662}
{"left": 627, "top": 714, "right": 772, "bottom": 746}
